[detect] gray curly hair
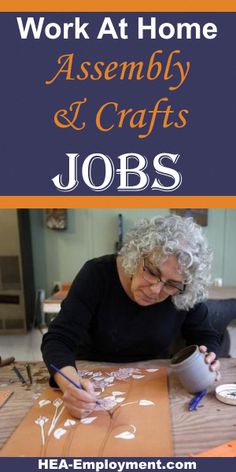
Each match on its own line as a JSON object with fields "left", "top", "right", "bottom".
{"left": 119, "top": 215, "right": 212, "bottom": 311}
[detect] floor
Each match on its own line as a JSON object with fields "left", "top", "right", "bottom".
{"left": 0, "top": 328, "right": 45, "bottom": 362}
{"left": 0, "top": 326, "right": 236, "bottom": 362}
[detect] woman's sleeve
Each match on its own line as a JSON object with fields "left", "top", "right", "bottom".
{"left": 41, "top": 260, "right": 101, "bottom": 380}
{"left": 181, "top": 302, "right": 221, "bottom": 356}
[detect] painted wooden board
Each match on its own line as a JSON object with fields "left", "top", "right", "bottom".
{"left": 194, "top": 439, "right": 236, "bottom": 457}
{"left": 0, "top": 390, "right": 13, "bottom": 408}
{"left": 0, "top": 367, "right": 173, "bottom": 457}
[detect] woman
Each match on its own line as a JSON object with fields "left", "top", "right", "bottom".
{"left": 41, "top": 215, "right": 221, "bottom": 418}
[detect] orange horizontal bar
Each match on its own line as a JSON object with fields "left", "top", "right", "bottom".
{"left": 0, "top": 196, "right": 236, "bottom": 209}
{"left": 0, "top": 1, "right": 236, "bottom": 12}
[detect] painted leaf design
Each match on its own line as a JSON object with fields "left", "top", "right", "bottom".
{"left": 112, "top": 391, "right": 126, "bottom": 396}
{"left": 39, "top": 399, "right": 51, "bottom": 408}
{"left": 139, "top": 399, "right": 155, "bottom": 406}
{"left": 64, "top": 419, "right": 76, "bottom": 427}
{"left": 54, "top": 428, "right": 67, "bottom": 439}
{"left": 80, "top": 416, "right": 97, "bottom": 424}
{"left": 103, "top": 395, "right": 116, "bottom": 401}
{"left": 114, "top": 431, "right": 135, "bottom": 440}
{"left": 104, "top": 376, "right": 115, "bottom": 383}
{"left": 115, "top": 397, "right": 125, "bottom": 403}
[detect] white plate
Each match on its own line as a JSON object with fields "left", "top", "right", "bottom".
{"left": 215, "top": 384, "right": 236, "bottom": 406}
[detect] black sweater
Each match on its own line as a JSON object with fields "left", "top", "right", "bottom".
{"left": 41, "top": 254, "right": 220, "bottom": 374}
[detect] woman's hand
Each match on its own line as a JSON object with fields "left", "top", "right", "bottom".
{"left": 199, "top": 345, "right": 221, "bottom": 381}
{"left": 54, "top": 366, "right": 97, "bottom": 419}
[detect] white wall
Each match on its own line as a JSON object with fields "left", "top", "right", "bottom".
{"left": 30, "top": 209, "right": 236, "bottom": 294}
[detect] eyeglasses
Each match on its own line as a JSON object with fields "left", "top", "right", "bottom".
{"left": 142, "top": 258, "right": 185, "bottom": 295}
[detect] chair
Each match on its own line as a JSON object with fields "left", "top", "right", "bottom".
{"left": 205, "top": 298, "right": 236, "bottom": 357}
{"left": 170, "top": 298, "right": 236, "bottom": 357}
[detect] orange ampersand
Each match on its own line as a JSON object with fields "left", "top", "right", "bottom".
{"left": 54, "top": 98, "right": 87, "bottom": 131}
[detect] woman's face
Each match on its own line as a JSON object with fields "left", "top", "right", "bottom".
{"left": 130, "top": 254, "right": 185, "bottom": 306}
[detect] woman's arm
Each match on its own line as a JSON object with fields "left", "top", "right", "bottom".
{"left": 41, "top": 259, "right": 103, "bottom": 415}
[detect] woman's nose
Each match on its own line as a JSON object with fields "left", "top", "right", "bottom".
{"left": 150, "top": 281, "right": 164, "bottom": 294}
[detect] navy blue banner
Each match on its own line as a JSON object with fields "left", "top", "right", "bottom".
{"left": 0, "top": 13, "right": 235, "bottom": 196}
{"left": 0, "top": 457, "right": 236, "bottom": 471}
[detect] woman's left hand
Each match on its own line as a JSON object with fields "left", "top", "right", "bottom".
{"left": 199, "top": 345, "right": 221, "bottom": 381}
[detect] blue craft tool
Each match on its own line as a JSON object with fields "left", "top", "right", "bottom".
{"left": 50, "top": 363, "right": 111, "bottom": 416}
{"left": 188, "top": 389, "right": 207, "bottom": 411}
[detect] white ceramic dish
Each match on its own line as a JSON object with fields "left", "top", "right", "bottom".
{"left": 215, "top": 384, "right": 236, "bottom": 406}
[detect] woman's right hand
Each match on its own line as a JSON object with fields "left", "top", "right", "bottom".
{"left": 54, "top": 366, "right": 97, "bottom": 419}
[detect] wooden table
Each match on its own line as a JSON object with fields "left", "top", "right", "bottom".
{"left": 0, "top": 358, "right": 236, "bottom": 456}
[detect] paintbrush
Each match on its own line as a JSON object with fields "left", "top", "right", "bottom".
{"left": 12, "top": 366, "right": 27, "bottom": 385}
{"left": 26, "top": 363, "right": 33, "bottom": 385}
{"left": 50, "top": 363, "right": 112, "bottom": 417}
